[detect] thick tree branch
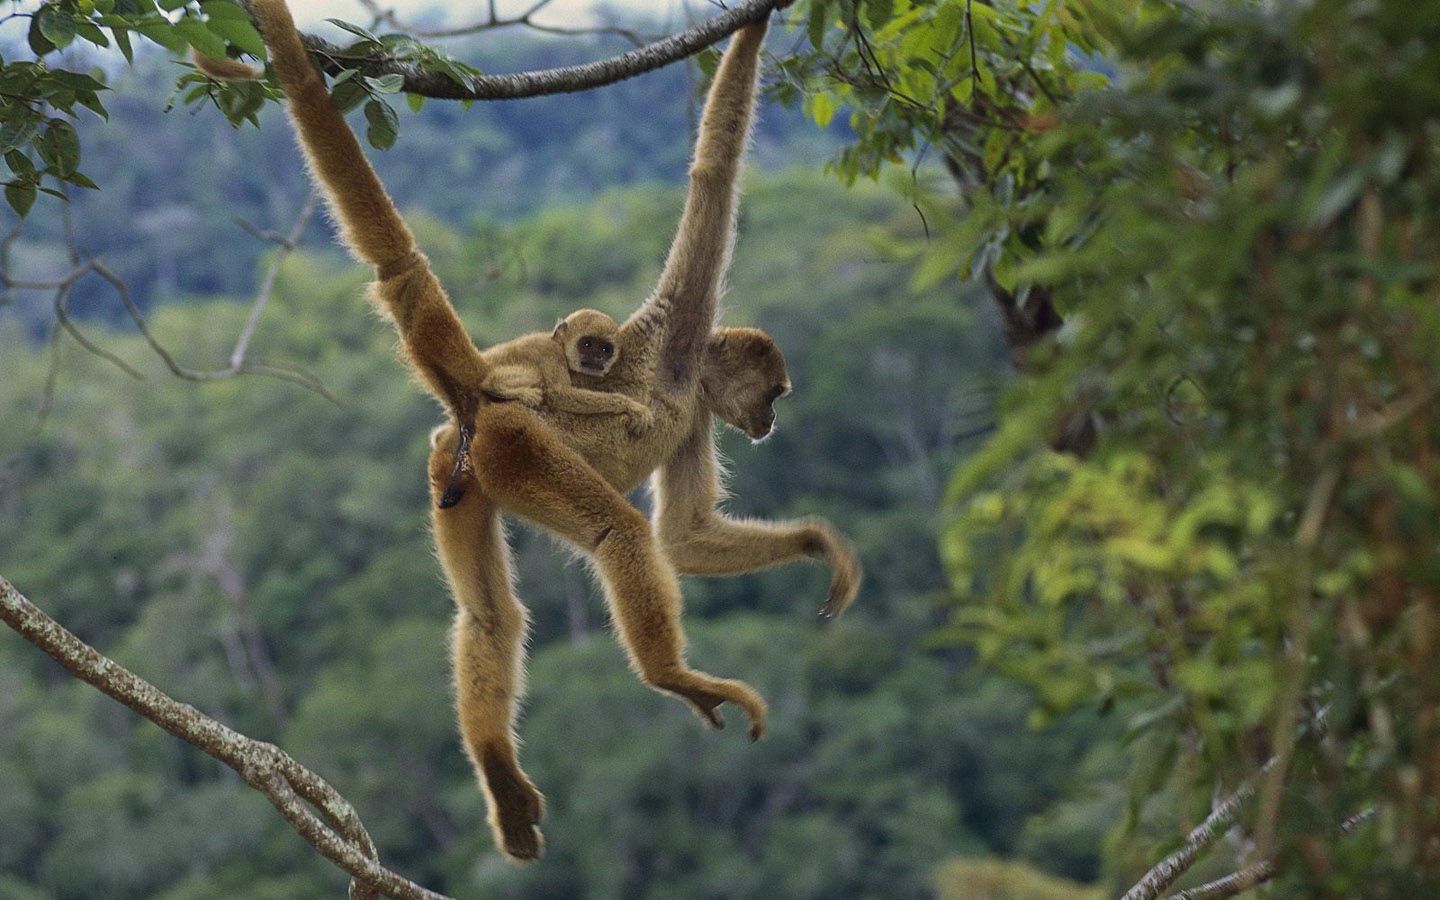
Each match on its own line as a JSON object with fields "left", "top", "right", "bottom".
{"left": 285, "top": 0, "right": 786, "bottom": 100}
{"left": 0, "top": 575, "right": 456, "bottom": 900}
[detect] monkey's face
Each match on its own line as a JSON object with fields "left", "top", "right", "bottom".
{"left": 702, "top": 327, "right": 791, "bottom": 441}
{"left": 555, "top": 309, "right": 620, "bottom": 377}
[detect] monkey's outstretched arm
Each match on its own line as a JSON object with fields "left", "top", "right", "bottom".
{"left": 629, "top": 19, "right": 770, "bottom": 385}
{"left": 241, "top": 0, "right": 487, "bottom": 425}
{"left": 654, "top": 416, "right": 861, "bottom": 618}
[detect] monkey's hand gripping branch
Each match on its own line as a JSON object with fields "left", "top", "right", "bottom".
{"left": 0, "top": 575, "right": 456, "bottom": 900}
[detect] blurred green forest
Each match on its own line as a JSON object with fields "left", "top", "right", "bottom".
{"left": 0, "top": 42, "right": 1116, "bottom": 898}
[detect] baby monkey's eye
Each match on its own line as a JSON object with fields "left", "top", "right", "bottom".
{"left": 581, "top": 338, "right": 593, "bottom": 349}
{"left": 601, "top": 346, "right": 613, "bottom": 356}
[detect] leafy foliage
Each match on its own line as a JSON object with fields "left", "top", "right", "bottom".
{"left": 781, "top": 0, "right": 1440, "bottom": 893}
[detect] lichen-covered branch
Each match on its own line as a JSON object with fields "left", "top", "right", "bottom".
{"left": 1120, "top": 758, "right": 1277, "bottom": 900}
{"left": 0, "top": 575, "right": 455, "bottom": 900}
{"left": 282, "top": 0, "right": 786, "bottom": 100}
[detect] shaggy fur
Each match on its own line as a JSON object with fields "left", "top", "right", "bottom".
{"left": 226, "top": 0, "right": 859, "bottom": 861}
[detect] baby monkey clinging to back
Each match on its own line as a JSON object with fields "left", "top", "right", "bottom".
{"left": 480, "top": 308, "right": 654, "bottom": 430}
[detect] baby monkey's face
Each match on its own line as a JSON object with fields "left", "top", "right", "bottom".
{"left": 554, "top": 308, "right": 621, "bottom": 377}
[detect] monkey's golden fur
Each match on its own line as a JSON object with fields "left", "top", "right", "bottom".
{"left": 479, "top": 308, "right": 652, "bottom": 434}
{"left": 233, "top": 0, "right": 857, "bottom": 861}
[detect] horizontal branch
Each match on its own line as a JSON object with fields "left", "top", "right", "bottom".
{"left": 289, "top": 0, "right": 785, "bottom": 100}
{"left": 0, "top": 575, "right": 454, "bottom": 900}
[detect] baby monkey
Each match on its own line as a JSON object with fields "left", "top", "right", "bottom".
{"left": 433, "top": 309, "right": 652, "bottom": 509}
{"left": 481, "top": 308, "right": 653, "bottom": 431}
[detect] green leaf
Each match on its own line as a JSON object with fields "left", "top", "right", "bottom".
{"left": 811, "top": 91, "right": 837, "bottom": 128}
{"left": 76, "top": 21, "right": 111, "bottom": 48}
{"left": 325, "top": 18, "right": 379, "bottom": 42}
{"left": 364, "top": 98, "right": 398, "bottom": 150}
{"left": 207, "top": 17, "right": 267, "bottom": 57}
{"left": 174, "top": 18, "right": 228, "bottom": 59}
{"left": 76, "top": 92, "right": 109, "bottom": 120}
{"left": 38, "top": 5, "right": 78, "bottom": 50}
{"left": 5, "top": 180, "right": 36, "bottom": 217}
{"left": 63, "top": 170, "right": 99, "bottom": 190}
{"left": 405, "top": 92, "right": 424, "bottom": 113}
{"left": 366, "top": 73, "right": 405, "bottom": 94}
{"left": 36, "top": 120, "right": 80, "bottom": 176}
{"left": 864, "top": 0, "right": 894, "bottom": 30}
{"left": 112, "top": 25, "right": 134, "bottom": 63}
{"left": 133, "top": 19, "right": 187, "bottom": 54}
{"left": 201, "top": 1, "right": 249, "bottom": 20}
{"left": 157, "top": 0, "right": 189, "bottom": 11}
{"left": 330, "top": 78, "right": 367, "bottom": 113}
{"left": 0, "top": 117, "right": 40, "bottom": 156}
{"left": 5, "top": 150, "right": 36, "bottom": 177}
{"left": 807, "top": 0, "right": 832, "bottom": 50}
{"left": 28, "top": 14, "right": 57, "bottom": 56}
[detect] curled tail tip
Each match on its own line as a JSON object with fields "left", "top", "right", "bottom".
{"left": 190, "top": 49, "right": 263, "bottom": 82}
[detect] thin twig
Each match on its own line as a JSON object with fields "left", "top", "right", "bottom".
{"left": 1163, "top": 860, "right": 1277, "bottom": 900}
{"left": 0, "top": 575, "right": 453, "bottom": 900}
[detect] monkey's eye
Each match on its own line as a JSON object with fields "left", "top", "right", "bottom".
{"left": 601, "top": 345, "right": 613, "bottom": 356}
{"left": 581, "top": 338, "right": 593, "bottom": 349}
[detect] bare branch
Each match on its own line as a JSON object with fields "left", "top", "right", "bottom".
{"left": 1160, "top": 808, "right": 1375, "bottom": 900}
{"left": 1120, "top": 758, "right": 1277, "bottom": 900}
{"left": 283, "top": 0, "right": 787, "bottom": 100}
{"left": 0, "top": 575, "right": 455, "bottom": 900}
{"left": 2, "top": 192, "right": 336, "bottom": 405}
{"left": 1163, "top": 860, "right": 1277, "bottom": 900}
{"left": 229, "top": 189, "right": 320, "bottom": 370}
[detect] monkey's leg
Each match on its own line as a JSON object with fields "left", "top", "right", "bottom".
{"left": 654, "top": 425, "right": 862, "bottom": 617}
{"left": 662, "top": 516, "right": 861, "bottom": 619}
{"left": 429, "top": 439, "right": 545, "bottom": 862}
{"left": 471, "top": 406, "right": 767, "bottom": 740}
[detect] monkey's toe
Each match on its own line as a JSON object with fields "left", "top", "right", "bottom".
{"left": 498, "top": 822, "right": 545, "bottom": 863}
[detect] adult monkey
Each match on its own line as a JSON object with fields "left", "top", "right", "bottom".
{"left": 237, "top": 0, "right": 858, "bottom": 861}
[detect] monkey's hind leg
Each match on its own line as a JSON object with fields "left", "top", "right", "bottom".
{"left": 471, "top": 407, "right": 768, "bottom": 740}
{"left": 429, "top": 440, "right": 545, "bottom": 862}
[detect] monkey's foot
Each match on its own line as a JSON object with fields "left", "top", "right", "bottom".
{"left": 480, "top": 748, "right": 546, "bottom": 862}
{"left": 805, "top": 522, "right": 861, "bottom": 619}
{"left": 655, "top": 671, "right": 768, "bottom": 741}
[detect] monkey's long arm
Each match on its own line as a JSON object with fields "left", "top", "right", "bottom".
{"left": 654, "top": 417, "right": 861, "bottom": 617}
{"left": 544, "top": 385, "right": 651, "bottom": 419}
{"left": 243, "top": 0, "right": 487, "bottom": 422}
{"left": 628, "top": 20, "right": 769, "bottom": 386}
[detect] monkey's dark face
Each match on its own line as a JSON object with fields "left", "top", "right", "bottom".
{"left": 574, "top": 334, "right": 617, "bottom": 375}
{"left": 555, "top": 308, "right": 621, "bottom": 377}
{"left": 702, "top": 327, "right": 790, "bottom": 441}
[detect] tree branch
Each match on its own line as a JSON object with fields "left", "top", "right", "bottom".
{"left": 1159, "top": 808, "right": 1374, "bottom": 900}
{"left": 1120, "top": 758, "right": 1277, "bottom": 900}
{"left": 0, "top": 575, "right": 456, "bottom": 900}
{"left": 286, "top": 0, "right": 786, "bottom": 100}
{"left": 2, "top": 192, "right": 337, "bottom": 405}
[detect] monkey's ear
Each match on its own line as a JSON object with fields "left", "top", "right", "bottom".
{"left": 552, "top": 318, "right": 568, "bottom": 339}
